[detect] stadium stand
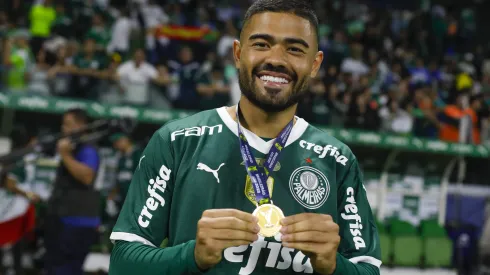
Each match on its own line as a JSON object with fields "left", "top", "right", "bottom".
{"left": 1, "top": 0, "right": 490, "bottom": 274}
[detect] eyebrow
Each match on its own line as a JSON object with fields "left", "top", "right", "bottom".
{"left": 248, "top": 33, "right": 310, "bottom": 49}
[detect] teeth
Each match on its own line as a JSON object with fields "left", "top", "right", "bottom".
{"left": 259, "top": 75, "right": 289, "bottom": 84}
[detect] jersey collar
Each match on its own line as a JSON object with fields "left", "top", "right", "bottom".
{"left": 216, "top": 106, "right": 309, "bottom": 154}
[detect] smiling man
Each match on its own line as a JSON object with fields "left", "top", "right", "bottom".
{"left": 109, "top": 1, "right": 381, "bottom": 274}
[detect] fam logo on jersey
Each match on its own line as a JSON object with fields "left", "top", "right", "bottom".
{"left": 240, "top": 158, "right": 281, "bottom": 205}
{"left": 170, "top": 124, "right": 223, "bottom": 141}
{"left": 299, "top": 140, "right": 349, "bottom": 166}
{"left": 289, "top": 166, "right": 329, "bottom": 209}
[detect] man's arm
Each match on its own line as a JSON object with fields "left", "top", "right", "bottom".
{"left": 59, "top": 143, "right": 99, "bottom": 186}
{"left": 5, "top": 163, "right": 40, "bottom": 202}
{"left": 109, "top": 128, "right": 202, "bottom": 275}
{"left": 334, "top": 159, "right": 382, "bottom": 275}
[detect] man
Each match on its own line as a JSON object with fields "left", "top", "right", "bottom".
{"left": 45, "top": 108, "right": 101, "bottom": 275}
{"left": 109, "top": 1, "right": 381, "bottom": 274}
{"left": 107, "top": 133, "right": 143, "bottom": 208}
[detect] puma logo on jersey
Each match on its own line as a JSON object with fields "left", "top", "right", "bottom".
{"left": 341, "top": 187, "right": 366, "bottom": 250}
{"left": 224, "top": 234, "right": 313, "bottom": 274}
{"left": 197, "top": 163, "right": 225, "bottom": 183}
{"left": 299, "top": 140, "right": 349, "bottom": 166}
{"left": 138, "top": 164, "right": 172, "bottom": 228}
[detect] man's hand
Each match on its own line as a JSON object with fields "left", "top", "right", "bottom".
{"left": 194, "top": 209, "right": 260, "bottom": 270}
{"left": 57, "top": 138, "right": 73, "bottom": 156}
{"left": 25, "top": 191, "right": 41, "bottom": 203}
{"left": 280, "top": 213, "right": 340, "bottom": 275}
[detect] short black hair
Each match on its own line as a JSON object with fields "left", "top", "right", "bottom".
{"left": 241, "top": 0, "right": 319, "bottom": 43}
{"left": 10, "top": 125, "right": 37, "bottom": 149}
{"left": 64, "top": 108, "right": 89, "bottom": 124}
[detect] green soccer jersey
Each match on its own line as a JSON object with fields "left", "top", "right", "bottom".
{"left": 116, "top": 146, "right": 143, "bottom": 202}
{"left": 110, "top": 107, "right": 381, "bottom": 275}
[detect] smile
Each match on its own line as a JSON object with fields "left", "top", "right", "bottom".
{"left": 256, "top": 71, "right": 292, "bottom": 90}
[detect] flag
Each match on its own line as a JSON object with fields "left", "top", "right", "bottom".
{"left": 0, "top": 194, "right": 36, "bottom": 246}
{"left": 155, "top": 25, "right": 211, "bottom": 41}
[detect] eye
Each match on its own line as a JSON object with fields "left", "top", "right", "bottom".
{"left": 288, "top": 47, "right": 304, "bottom": 53}
{"left": 252, "top": 42, "right": 268, "bottom": 48}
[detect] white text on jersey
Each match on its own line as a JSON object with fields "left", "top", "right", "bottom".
{"left": 224, "top": 234, "right": 313, "bottom": 274}
{"left": 340, "top": 187, "right": 366, "bottom": 250}
{"left": 138, "top": 165, "right": 172, "bottom": 228}
{"left": 170, "top": 124, "right": 223, "bottom": 141}
{"left": 299, "top": 140, "right": 348, "bottom": 166}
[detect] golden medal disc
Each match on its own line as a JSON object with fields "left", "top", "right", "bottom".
{"left": 252, "top": 203, "right": 285, "bottom": 237}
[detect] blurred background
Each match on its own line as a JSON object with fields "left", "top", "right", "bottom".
{"left": 0, "top": 0, "right": 490, "bottom": 274}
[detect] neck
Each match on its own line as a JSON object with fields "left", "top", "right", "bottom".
{"left": 231, "top": 96, "right": 297, "bottom": 139}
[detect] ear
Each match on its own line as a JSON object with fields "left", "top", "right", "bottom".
{"left": 310, "top": 51, "right": 324, "bottom": 78}
{"left": 233, "top": 39, "right": 241, "bottom": 69}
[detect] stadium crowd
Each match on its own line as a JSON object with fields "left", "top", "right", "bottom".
{"left": 0, "top": 0, "right": 489, "bottom": 142}
{"left": 1, "top": 1, "right": 490, "bottom": 275}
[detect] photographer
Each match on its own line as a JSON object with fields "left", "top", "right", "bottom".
{"left": 45, "top": 108, "right": 101, "bottom": 275}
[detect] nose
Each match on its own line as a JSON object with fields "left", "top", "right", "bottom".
{"left": 264, "top": 45, "right": 288, "bottom": 69}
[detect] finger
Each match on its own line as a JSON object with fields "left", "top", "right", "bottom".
{"left": 281, "top": 231, "right": 335, "bottom": 243}
{"left": 209, "top": 229, "right": 259, "bottom": 242}
{"left": 203, "top": 209, "right": 258, "bottom": 223}
{"left": 281, "top": 220, "right": 338, "bottom": 234}
{"left": 199, "top": 217, "right": 260, "bottom": 233}
{"left": 282, "top": 242, "right": 323, "bottom": 253}
{"left": 281, "top": 213, "right": 332, "bottom": 226}
{"left": 217, "top": 239, "right": 255, "bottom": 250}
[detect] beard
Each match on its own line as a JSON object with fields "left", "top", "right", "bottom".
{"left": 238, "top": 64, "right": 310, "bottom": 113}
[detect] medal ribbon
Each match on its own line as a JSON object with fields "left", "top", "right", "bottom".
{"left": 236, "top": 103, "right": 294, "bottom": 206}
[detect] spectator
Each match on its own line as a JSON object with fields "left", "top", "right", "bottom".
{"left": 115, "top": 48, "right": 169, "bottom": 106}
{"left": 196, "top": 64, "right": 230, "bottom": 110}
{"left": 379, "top": 98, "right": 414, "bottom": 135}
{"left": 26, "top": 49, "right": 51, "bottom": 95}
{"left": 439, "top": 91, "right": 469, "bottom": 143}
{"left": 70, "top": 38, "right": 107, "bottom": 99}
{"left": 466, "top": 94, "right": 484, "bottom": 144}
{"left": 167, "top": 46, "right": 201, "bottom": 110}
{"left": 86, "top": 13, "right": 111, "bottom": 53}
{"left": 4, "top": 31, "right": 34, "bottom": 93}
{"left": 107, "top": 8, "right": 133, "bottom": 59}
{"left": 51, "top": 3, "right": 72, "bottom": 39}
{"left": 345, "top": 87, "right": 380, "bottom": 131}
{"left": 49, "top": 45, "right": 72, "bottom": 96}
{"left": 341, "top": 43, "right": 369, "bottom": 79}
{"left": 29, "top": 0, "right": 56, "bottom": 55}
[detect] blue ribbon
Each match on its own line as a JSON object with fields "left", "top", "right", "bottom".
{"left": 236, "top": 103, "right": 294, "bottom": 206}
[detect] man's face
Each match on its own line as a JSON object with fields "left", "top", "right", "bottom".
{"left": 233, "top": 12, "right": 323, "bottom": 112}
{"left": 134, "top": 49, "right": 145, "bottom": 64}
{"left": 113, "top": 137, "right": 128, "bottom": 152}
{"left": 84, "top": 39, "right": 95, "bottom": 54}
{"left": 62, "top": 114, "right": 83, "bottom": 135}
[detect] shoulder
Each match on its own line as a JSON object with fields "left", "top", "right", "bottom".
{"left": 299, "top": 123, "right": 356, "bottom": 167}
{"left": 78, "top": 144, "right": 99, "bottom": 157}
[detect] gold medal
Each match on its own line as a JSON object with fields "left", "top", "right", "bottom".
{"left": 252, "top": 203, "right": 285, "bottom": 237}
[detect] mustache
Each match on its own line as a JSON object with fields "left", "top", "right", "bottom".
{"left": 252, "top": 64, "right": 297, "bottom": 81}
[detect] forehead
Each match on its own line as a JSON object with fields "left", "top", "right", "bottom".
{"left": 243, "top": 12, "right": 316, "bottom": 44}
